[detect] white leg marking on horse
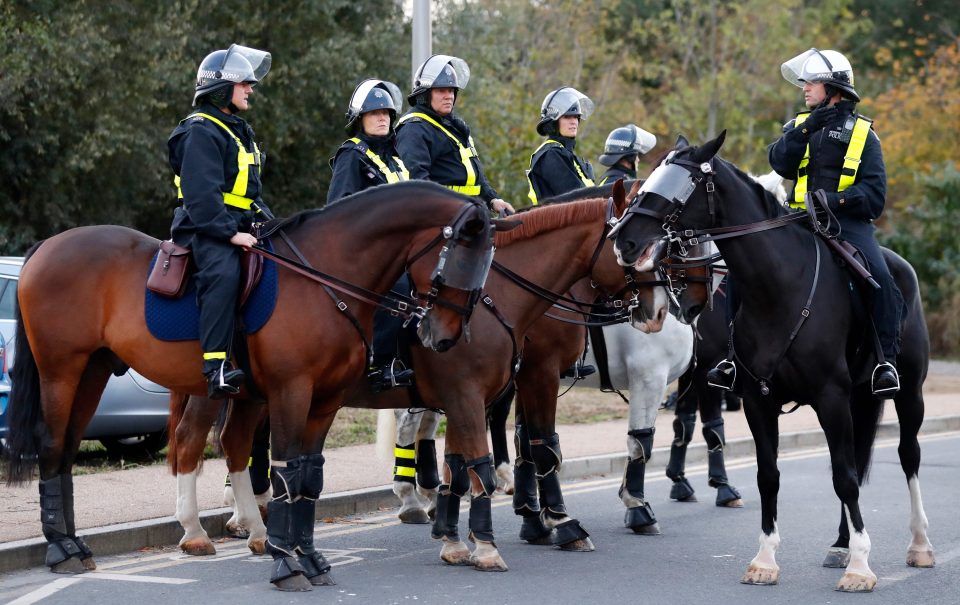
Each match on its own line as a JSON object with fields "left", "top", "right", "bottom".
{"left": 176, "top": 471, "right": 214, "bottom": 554}
{"left": 495, "top": 461, "right": 514, "bottom": 494}
{"left": 469, "top": 540, "right": 508, "bottom": 572}
{"left": 741, "top": 525, "right": 781, "bottom": 585}
{"left": 229, "top": 470, "right": 267, "bottom": 552}
{"left": 906, "top": 476, "right": 935, "bottom": 567}
{"left": 837, "top": 504, "right": 877, "bottom": 592}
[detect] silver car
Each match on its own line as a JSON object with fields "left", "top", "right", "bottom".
{"left": 0, "top": 256, "right": 170, "bottom": 458}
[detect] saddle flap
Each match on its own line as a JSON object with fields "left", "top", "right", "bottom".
{"left": 239, "top": 249, "right": 264, "bottom": 308}
{"left": 147, "top": 240, "right": 192, "bottom": 298}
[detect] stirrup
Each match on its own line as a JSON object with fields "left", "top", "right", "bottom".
{"left": 871, "top": 362, "right": 900, "bottom": 397}
{"left": 206, "top": 360, "right": 244, "bottom": 399}
{"left": 560, "top": 361, "right": 596, "bottom": 380}
{"left": 368, "top": 359, "right": 414, "bottom": 393}
{"left": 706, "top": 359, "right": 736, "bottom": 392}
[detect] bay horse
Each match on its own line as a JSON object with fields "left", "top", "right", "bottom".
{"left": 5, "top": 181, "right": 495, "bottom": 591}
{"left": 611, "top": 132, "right": 934, "bottom": 592}
{"left": 194, "top": 181, "right": 662, "bottom": 572}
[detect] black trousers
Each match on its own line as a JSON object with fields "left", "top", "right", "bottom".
{"left": 372, "top": 274, "right": 412, "bottom": 367}
{"left": 843, "top": 231, "right": 904, "bottom": 361}
{"left": 192, "top": 234, "right": 242, "bottom": 371}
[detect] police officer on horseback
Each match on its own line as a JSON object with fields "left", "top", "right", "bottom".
{"left": 707, "top": 48, "right": 902, "bottom": 397}
{"left": 328, "top": 78, "right": 414, "bottom": 391}
{"left": 396, "top": 54, "right": 514, "bottom": 215}
{"left": 526, "top": 87, "right": 596, "bottom": 204}
{"left": 168, "top": 44, "right": 272, "bottom": 399}
{"left": 597, "top": 124, "right": 657, "bottom": 185}
{"left": 327, "top": 79, "right": 409, "bottom": 203}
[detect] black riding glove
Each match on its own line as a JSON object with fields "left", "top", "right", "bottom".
{"left": 800, "top": 105, "right": 838, "bottom": 136}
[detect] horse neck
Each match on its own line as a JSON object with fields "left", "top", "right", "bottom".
{"left": 490, "top": 201, "right": 607, "bottom": 334}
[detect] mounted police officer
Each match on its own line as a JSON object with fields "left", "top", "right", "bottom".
{"left": 327, "top": 79, "right": 409, "bottom": 203}
{"left": 328, "top": 78, "right": 414, "bottom": 391}
{"left": 707, "top": 48, "right": 902, "bottom": 397}
{"left": 526, "top": 87, "right": 596, "bottom": 204}
{"left": 597, "top": 124, "right": 657, "bottom": 185}
{"left": 396, "top": 54, "right": 514, "bottom": 215}
{"left": 168, "top": 44, "right": 272, "bottom": 399}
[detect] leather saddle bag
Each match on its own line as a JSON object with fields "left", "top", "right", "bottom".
{"left": 147, "top": 240, "right": 192, "bottom": 298}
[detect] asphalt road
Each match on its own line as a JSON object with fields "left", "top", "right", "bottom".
{"left": 2, "top": 431, "right": 958, "bottom": 605}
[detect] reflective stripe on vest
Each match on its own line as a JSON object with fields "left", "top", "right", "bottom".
{"left": 174, "top": 112, "right": 261, "bottom": 210}
{"left": 347, "top": 138, "right": 410, "bottom": 183}
{"left": 791, "top": 112, "right": 872, "bottom": 209}
{"left": 396, "top": 112, "right": 480, "bottom": 196}
{"left": 526, "top": 140, "right": 595, "bottom": 205}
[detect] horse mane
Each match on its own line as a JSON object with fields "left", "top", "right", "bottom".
{"left": 718, "top": 158, "right": 789, "bottom": 217}
{"left": 269, "top": 181, "right": 469, "bottom": 233}
{"left": 495, "top": 198, "right": 606, "bottom": 247}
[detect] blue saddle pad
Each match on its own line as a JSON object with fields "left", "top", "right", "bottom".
{"left": 145, "top": 245, "right": 278, "bottom": 342}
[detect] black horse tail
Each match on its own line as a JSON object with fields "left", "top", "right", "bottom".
{"left": 5, "top": 241, "right": 46, "bottom": 485}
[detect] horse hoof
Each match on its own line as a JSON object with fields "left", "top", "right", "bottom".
{"left": 308, "top": 572, "right": 336, "bottom": 586}
{"left": 906, "top": 548, "right": 935, "bottom": 568}
{"left": 835, "top": 571, "right": 877, "bottom": 592}
{"left": 470, "top": 554, "right": 509, "bottom": 572}
{"left": 674, "top": 494, "right": 698, "bottom": 503}
{"left": 495, "top": 463, "right": 515, "bottom": 495}
{"left": 822, "top": 547, "right": 850, "bottom": 568}
{"left": 247, "top": 537, "right": 267, "bottom": 555}
{"left": 273, "top": 574, "right": 313, "bottom": 592}
{"left": 719, "top": 498, "right": 744, "bottom": 508}
{"left": 559, "top": 538, "right": 595, "bottom": 552}
{"left": 439, "top": 540, "right": 472, "bottom": 566}
{"left": 50, "top": 557, "right": 86, "bottom": 574}
{"left": 180, "top": 537, "right": 217, "bottom": 556}
{"left": 740, "top": 564, "right": 779, "bottom": 585}
{"left": 81, "top": 557, "right": 97, "bottom": 571}
{"left": 398, "top": 508, "right": 431, "bottom": 524}
{"left": 226, "top": 521, "right": 251, "bottom": 539}
{"left": 630, "top": 522, "right": 661, "bottom": 535}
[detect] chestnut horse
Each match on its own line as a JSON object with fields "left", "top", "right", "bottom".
{"left": 5, "top": 181, "right": 494, "bottom": 591}
{"left": 612, "top": 133, "right": 933, "bottom": 592}
{"left": 178, "top": 182, "right": 660, "bottom": 573}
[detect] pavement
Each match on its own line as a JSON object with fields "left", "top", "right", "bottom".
{"left": 1, "top": 360, "right": 957, "bottom": 574}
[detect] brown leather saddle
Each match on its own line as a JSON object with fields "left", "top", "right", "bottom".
{"left": 146, "top": 240, "right": 263, "bottom": 306}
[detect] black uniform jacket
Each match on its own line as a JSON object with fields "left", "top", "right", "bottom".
{"left": 327, "top": 132, "right": 405, "bottom": 204}
{"left": 597, "top": 164, "right": 636, "bottom": 186}
{"left": 528, "top": 135, "right": 595, "bottom": 201}
{"left": 168, "top": 104, "right": 265, "bottom": 244}
{"left": 768, "top": 100, "right": 886, "bottom": 239}
{"left": 395, "top": 104, "right": 499, "bottom": 202}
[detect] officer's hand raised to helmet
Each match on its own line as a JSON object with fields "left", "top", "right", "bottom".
{"left": 230, "top": 232, "right": 258, "bottom": 249}
{"left": 801, "top": 105, "right": 839, "bottom": 135}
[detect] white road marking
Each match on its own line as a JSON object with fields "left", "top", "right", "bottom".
{"left": 5, "top": 572, "right": 193, "bottom": 605}
{"left": 6, "top": 578, "right": 82, "bottom": 605}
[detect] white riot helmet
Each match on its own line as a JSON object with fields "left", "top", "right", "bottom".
{"left": 409, "top": 55, "right": 471, "bottom": 105}
{"left": 781, "top": 48, "right": 859, "bottom": 102}
{"left": 537, "top": 87, "right": 594, "bottom": 135}
{"left": 193, "top": 44, "right": 272, "bottom": 107}
{"left": 598, "top": 124, "right": 657, "bottom": 166}
{"left": 345, "top": 79, "right": 403, "bottom": 134}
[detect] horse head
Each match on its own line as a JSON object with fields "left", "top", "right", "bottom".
{"left": 405, "top": 200, "right": 496, "bottom": 352}
{"left": 612, "top": 131, "right": 727, "bottom": 272}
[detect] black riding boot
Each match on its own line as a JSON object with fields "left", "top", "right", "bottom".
{"left": 203, "top": 358, "right": 244, "bottom": 399}
{"left": 706, "top": 359, "right": 736, "bottom": 391}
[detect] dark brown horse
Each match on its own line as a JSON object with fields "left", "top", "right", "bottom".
{"left": 175, "top": 182, "right": 656, "bottom": 573}
{"left": 5, "top": 181, "right": 494, "bottom": 591}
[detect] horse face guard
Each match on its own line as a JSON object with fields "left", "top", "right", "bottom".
{"left": 408, "top": 201, "right": 494, "bottom": 326}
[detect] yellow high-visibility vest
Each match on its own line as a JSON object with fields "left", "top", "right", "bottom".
{"left": 396, "top": 112, "right": 481, "bottom": 196}
{"left": 790, "top": 111, "right": 872, "bottom": 209}
{"left": 174, "top": 112, "right": 261, "bottom": 210}
{"left": 346, "top": 138, "right": 410, "bottom": 183}
{"left": 526, "top": 139, "right": 595, "bottom": 205}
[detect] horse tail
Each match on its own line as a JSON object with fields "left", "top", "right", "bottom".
{"left": 375, "top": 409, "right": 396, "bottom": 463}
{"left": 5, "top": 241, "right": 46, "bottom": 485}
{"left": 165, "top": 391, "right": 191, "bottom": 473}
{"left": 851, "top": 394, "right": 885, "bottom": 486}
{"left": 211, "top": 401, "right": 229, "bottom": 457}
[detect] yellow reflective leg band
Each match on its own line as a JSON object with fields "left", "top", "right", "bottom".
{"left": 203, "top": 352, "right": 227, "bottom": 360}
{"left": 394, "top": 447, "right": 416, "bottom": 459}
{"left": 394, "top": 466, "right": 416, "bottom": 478}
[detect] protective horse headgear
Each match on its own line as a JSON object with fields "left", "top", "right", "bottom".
{"left": 409, "top": 54, "right": 471, "bottom": 106}
{"left": 194, "top": 43, "right": 272, "bottom": 107}
{"left": 537, "top": 87, "right": 593, "bottom": 136}
{"left": 781, "top": 48, "right": 859, "bottom": 102}
{"left": 599, "top": 124, "right": 657, "bottom": 166}
{"left": 345, "top": 79, "right": 403, "bottom": 134}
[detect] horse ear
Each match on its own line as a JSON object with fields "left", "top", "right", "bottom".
{"left": 460, "top": 217, "right": 486, "bottom": 236}
{"left": 691, "top": 130, "right": 727, "bottom": 163}
{"left": 675, "top": 134, "right": 690, "bottom": 149}
{"left": 626, "top": 178, "right": 642, "bottom": 201}
{"left": 612, "top": 177, "right": 625, "bottom": 203}
{"left": 492, "top": 218, "right": 522, "bottom": 232}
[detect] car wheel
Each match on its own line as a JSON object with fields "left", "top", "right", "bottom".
{"left": 100, "top": 431, "right": 168, "bottom": 460}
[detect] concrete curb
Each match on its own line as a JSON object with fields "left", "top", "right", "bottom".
{"left": 2, "top": 414, "right": 958, "bottom": 575}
